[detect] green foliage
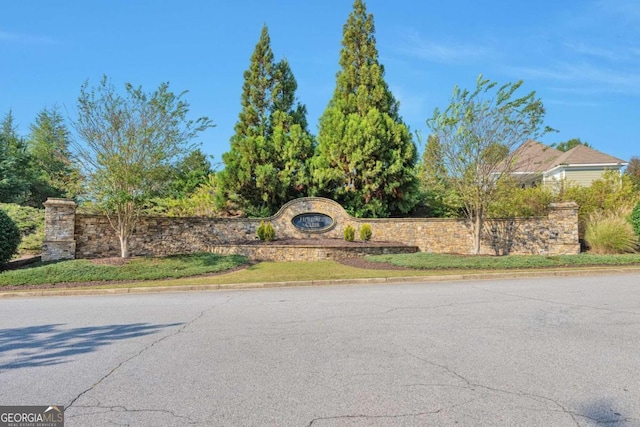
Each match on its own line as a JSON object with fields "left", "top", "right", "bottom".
{"left": 0, "top": 253, "right": 248, "bottom": 286}
{"left": 359, "top": 223, "right": 372, "bottom": 241}
{"left": 0, "top": 203, "right": 45, "bottom": 254}
{"left": 166, "top": 148, "right": 212, "bottom": 199}
{"left": 312, "top": 0, "right": 419, "bottom": 218}
{"left": 488, "top": 180, "right": 554, "bottom": 218}
{"left": 552, "top": 138, "right": 590, "bottom": 152}
{"left": 344, "top": 224, "right": 355, "bottom": 241}
{"left": 0, "top": 208, "right": 21, "bottom": 268}
{"left": 632, "top": 200, "right": 640, "bottom": 239}
{"left": 27, "top": 106, "right": 82, "bottom": 205}
{"left": 256, "top": 221, "right": 276, "bottom": 241}
{"left": 556, "top": 171, "right": 640, "bottom": 225}
{"left": 584, "top": 209, "right": 638, "bottom": 254}
{"left": 625, "top": 156, "right": 640, "bottom": 190}
{"left": 0, "top": 111, "right": 33, "bottom": 204}
{"left": 72, "top": 76, "right": 213, "bottom": 257}
{"left": 427, "top": 74, "right": 553, "bottom": 253}
{"left": 219, "top": 26, "right": 314, "bottom": 217}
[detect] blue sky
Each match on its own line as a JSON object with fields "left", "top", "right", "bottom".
{"left": 2, "top": 0, "right": 638, "bottom": 167}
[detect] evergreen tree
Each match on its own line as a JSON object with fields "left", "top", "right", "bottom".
{"left": 218, "top": 25, "right": 314, "bottom": 217}
{"left": 167, "top": 148, "right": 213, "bottom": 198}
{"left": 0, "top": 111, "right": 33, "bottom": 204}
{"left": 312, "top": 0, "right": 419, "bottom": 217}
{"left": 27, "top": 106, "right": 82, "bottom": 204}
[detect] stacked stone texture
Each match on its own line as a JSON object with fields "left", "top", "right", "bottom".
{"left": 43, "top": 197, "right": 581, "bottom": 261}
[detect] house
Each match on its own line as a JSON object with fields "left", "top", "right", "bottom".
{"left": 509, "top": 140, "right": 628, "bottom": 187}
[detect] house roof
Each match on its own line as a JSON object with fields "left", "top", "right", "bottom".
{"left": 510, "top": 140, "right": 562, "bottom": 173}
{"left": 548, "top": 144, "right": 628, "bottom": 168}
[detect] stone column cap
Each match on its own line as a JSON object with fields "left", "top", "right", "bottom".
{"left": 44, "top": 198, "right": 77, "bottom": 207}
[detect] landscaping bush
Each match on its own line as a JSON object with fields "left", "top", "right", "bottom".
{"left": 584, "top": 208, "right": 638, "bottom": 254}
{"left": 359, "top": 223, "right": 372, "bottom": 241}
{"left": 631, "top": 200, "right": 640, "bottom": 240}
{"left": 0, "top": 209, "right": 21, "bottom": 269}
{"left": 344, "top": 224, "right": 355, "bottom": 242}
{"left": 256, "top": 221, "right": 275, "bottom": 241}
{"left": 0, "top": 203, "right": 45, "bottom": 254}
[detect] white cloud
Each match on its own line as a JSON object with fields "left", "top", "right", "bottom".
{"left": 396, "top": 30, "right": 494, "bottom": 64}
{"left": 507, "top": 62, "right": 640, "bottom": 95}
{"left": 0, "top": 30, "right": 58, "bottom": 45}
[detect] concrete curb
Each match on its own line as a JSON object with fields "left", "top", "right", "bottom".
{"left": 1, "top": 266, "right": 639, "bottom": 299}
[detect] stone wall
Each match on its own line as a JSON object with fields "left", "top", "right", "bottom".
{"left": 43, "top": 197, "right": 580, "bottom": 261}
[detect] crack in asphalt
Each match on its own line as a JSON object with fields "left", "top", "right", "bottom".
{"left": 402, "top": 349, "right": 610, "bottom": 427}
{"left": 67, "top": 405, "right": 198, "bottom": 424}
{"left": 472, "top": 286, "right": 640, "bottom": 316}
{"left": 66, "top": 296, "right": 233, "bottom": 410}
{"left": 305, "top": 397, "right": 480, "bottom": 426}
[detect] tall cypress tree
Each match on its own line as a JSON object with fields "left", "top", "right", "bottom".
{"left": 312, "top": 0, "right": 419, "bottom": 217}
{"left": 218, "top": 25, "right": 314, "bottom": 217}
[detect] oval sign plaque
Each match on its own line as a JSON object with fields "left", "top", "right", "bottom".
{"left": 291, "top": 213, "right": 334, "bottom": 233}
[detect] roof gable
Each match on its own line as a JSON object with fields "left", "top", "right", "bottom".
{"left": 549, "top": 145, "right": 627, "bottom": 168}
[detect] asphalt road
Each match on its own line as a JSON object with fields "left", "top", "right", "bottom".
{"left": 1, "top": 274, "right": 639, "bottom": 426}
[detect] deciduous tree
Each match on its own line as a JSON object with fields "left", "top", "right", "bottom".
{"left": 427, "top": 75, "right": 553, "bottom": 254}
{"left": 312, "top": 0, "right": 419, "bottom": 217}
{"left": 72, "top": 76, "right": 213, "bottom": 257}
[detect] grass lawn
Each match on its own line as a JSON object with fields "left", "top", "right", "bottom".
{"left": 0, "top": 253, "right": 248, "bottom": 287}
{"left": 368, "top": 253, "right": 640, "bottom": 269}
{"left": 1, "top": 252, "right": 639, "bottom": 291}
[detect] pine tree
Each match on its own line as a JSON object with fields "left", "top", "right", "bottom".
{"left": 218, "top": 25, "right": 314, "bottom": 217}
{"left": 27, "top": 106, "right": 82, "bottom": 204}
{"left": 312, "top": 0, "right": 419, "bottom": 217}
{"left": 0, "top": 111, "right": 33, "bottom": 204}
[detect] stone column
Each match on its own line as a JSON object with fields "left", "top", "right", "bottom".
{"left": 547, "top": 202, "right": 580, "bottom": 255}
{"left": 42, "top": 198, "right": 77, "bottom": 262}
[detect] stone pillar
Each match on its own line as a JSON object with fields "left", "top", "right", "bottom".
{"left": 547, "top": 202, "right": 580, "bottom": 255}
{"left": 42, "top": 198, "right": 77, "bottom": 262}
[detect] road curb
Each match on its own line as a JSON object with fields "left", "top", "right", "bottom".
{"left": 1, "top": 266, "right": 639, "bottom": 299}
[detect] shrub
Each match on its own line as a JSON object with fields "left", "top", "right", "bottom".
{"left": 0, "top": 209, "right": 21, "bottom": 269}
{"left": 256, "top": 221, "right": 275, "bottom": 241}
{"left": 359, "top": 223, "right": 372, "bottom": 241}
{"left": 0, "top": 203, "right": 45, "bottom": 254}
{"left": 631, "top": 200, "right": 640, "bottom": 240}
{"left": 584, "top": 208, "right": 638, "bottom": 254}
{"left": 344, "top": 224, "right": 355, "bottom": 242}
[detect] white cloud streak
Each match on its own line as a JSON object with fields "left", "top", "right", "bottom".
{"left": 0, "top": 30, "right": 58, "bottom": 45}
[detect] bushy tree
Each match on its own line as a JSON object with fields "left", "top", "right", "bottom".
{"left": 0, "top": 111, "right": 32, "bottom": 204}
{"left": 625, "top": 156, "right": 640, "bottom": 190}
{"left": 427, "top": 75, "right": 553, "bottom": 254}
{"left": 218, "top": 26, "right": 314, "bottom": 217}
{"left": 72, "top": 76, "right": 213, "bottom": 257}
{"left": 0, "top": 208, "right": 21, "bottom": 269}
{"left": 553, "top": 138, "right": 590, "bottom": 152}
{"left": 27, "top": 106, "right": 82, "bottom": 204}
{"left": 312, "top": 0, "right": 419, "bottom": 218}
{"left": 167, "top": 148, "right": 212, "bottom": 199}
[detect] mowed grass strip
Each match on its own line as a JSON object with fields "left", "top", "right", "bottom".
{"left": 0, "top": 253, "right": 249, "bottom": 286}
{"left": 367, "top": 253, "right": 640, "bottom": 269}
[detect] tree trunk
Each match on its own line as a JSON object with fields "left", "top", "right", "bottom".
{"left": 119, "top": 233, "right": 129, "bottom": 258}
{"left": 472, "top": 212, "right": 483, "bottom": 255}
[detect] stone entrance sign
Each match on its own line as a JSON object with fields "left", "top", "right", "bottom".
{"left": 41, "top": 196, "right": 580, "bottom": 261}
{"left": 291, "top": 213, "right": 334, "bottom": 232}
